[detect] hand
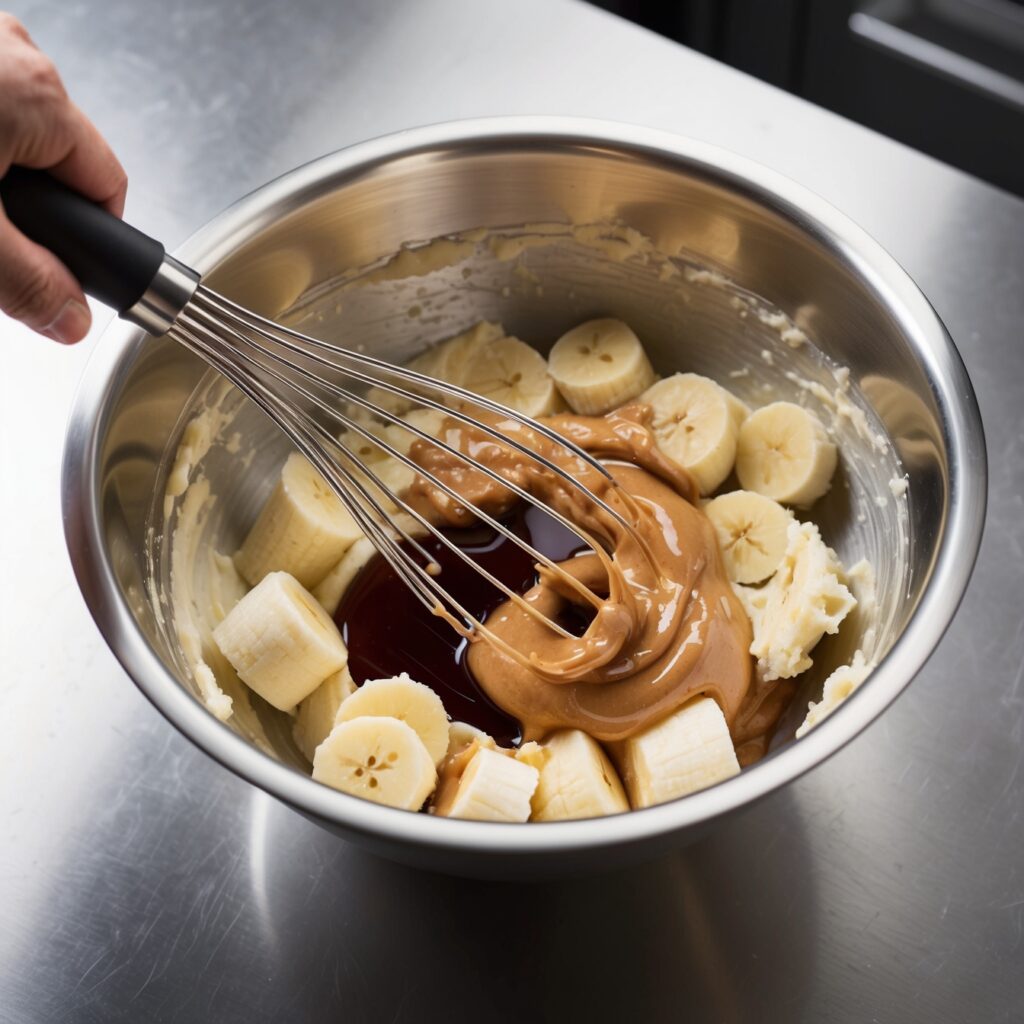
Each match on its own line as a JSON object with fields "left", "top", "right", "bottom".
{"left": 0, "top": 13, "right": 126, "bottom": 343}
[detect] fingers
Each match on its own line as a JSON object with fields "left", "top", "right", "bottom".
{"left": 0, "top": 39, "right": 127, "bottom": 214}
{"left": 0, "top": 14, "right": 125, "bottom": 341}
{"left": 0, "top": 210, "right": 91, "bottom": 343}
{"left": 45, "top": 102, "right": 128, "bottom": 216}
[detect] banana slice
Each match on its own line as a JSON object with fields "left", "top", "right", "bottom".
{"left": 384, "top": 407, "right": 449, "bottom": 459}
{"left": 443, "top": 745, "right": 539, "bottom": 822}
{"left": 212, "top": 571, "right": 347, "bottom": 712}
{"left": 725, "top": 391, "right": 751, "bottom": 430}
{"left": 361, "top": 322, "right": 497, "bottom": 418}
{"left": 735, "top": 401, "right": 837, "bottom": 507}
{"left": 293, "top": 665, "right": 357, "bottom": 762}
{"left": 547, "top": 318, "right": 657, "bottom": 415}
{"left": 620, "top": 697, "right": 740, "bottom": 809}
{"left": 514, "top": 741, "right": 548, "bottom": 773}
{"left": 312, "top": 536, "right": 376, "bottom": 616}
{"left": 234, "top": 452, "right": 363, "bottom": 589}
{"left": 312, "top": 716, "right": 437, "bottom": 810}
{"left": 703, "top": 490, "right": 794, "bottom": 584}
{"left": 796, "top": 651, "right": 874, "bottom": 738}
{"left": 446, "top": 721, "right": 493, "bottom": 758}
{"left": 336, "top": 411, "right": 392, "bottom": 466}
{"left": 459, "top": 336, "right": 564, "bottom": 417}
{"left": 531, "top": 729, "right": 629, "bottom": 821}
{"left": 430, "top": 320, "right": 505, "bottom": 387}
{"left": 639, "top": 373, "right": 738, "bottom": 495}
{"left": 365, "top": 456, "right": 418, "bottom": 513}
{"left": 334, "top": 673, "right": 450, "bottom": 765}
{"left": 735, "top": 520, "right": 856, "bottom": 681}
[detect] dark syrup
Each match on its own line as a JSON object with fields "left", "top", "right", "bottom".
{"left": 334, "top": 505, "right": 586, "bottom": 747}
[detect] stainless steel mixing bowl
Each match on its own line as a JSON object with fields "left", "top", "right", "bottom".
{"left": 63, "top": 118, "right": 985, "bottom": 879}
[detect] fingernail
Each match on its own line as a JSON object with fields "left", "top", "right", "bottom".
{"left": 43, "top": 300, "right": 91, "bottom": 344}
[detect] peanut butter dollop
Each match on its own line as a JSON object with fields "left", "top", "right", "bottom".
{"left": 408, "top": 405, "right": 754, "bottom": 743}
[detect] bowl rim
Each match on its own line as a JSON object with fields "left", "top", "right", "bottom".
{"left": 62, "top": 116, "right": 987, "bottom": 856}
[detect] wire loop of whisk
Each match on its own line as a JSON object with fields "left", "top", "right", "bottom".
{"left": 170, "top": 286, "right": 655, "bottom": 655}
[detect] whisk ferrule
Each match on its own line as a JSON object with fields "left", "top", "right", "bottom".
{"left": 124, "top": 254, "right": 200, "bottom": 335}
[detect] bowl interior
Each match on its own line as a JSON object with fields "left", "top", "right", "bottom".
{"left": 92, "top": 132, "right": 941, "bottom": 811}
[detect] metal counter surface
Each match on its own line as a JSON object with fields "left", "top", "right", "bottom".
{"left": 1, "top": 0, "right": 1022, "bottom": 1020}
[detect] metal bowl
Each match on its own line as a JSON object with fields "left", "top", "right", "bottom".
{"left": 63, "top": 118, "right": 985, "bottom": 879}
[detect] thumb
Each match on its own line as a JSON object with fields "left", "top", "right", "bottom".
{"left": 0, "top": 207, "right": 91, "bottom": 343}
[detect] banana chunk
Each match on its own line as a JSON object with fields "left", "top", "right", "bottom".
{"left": 444, "top": 746, "right": 540, "bottom": 822}
{"left": 384, "top": 407, "right": 449, "bottom": 459}
{"left": 336, "top": 413, "right": 392, "bottom": 466}
{"left": 234, "top": 452, "right": 363, "bottom": 589}
{"left": 312, "top": 716, "right": 437, "bottom": 810}
{"left": 293, "top": 665, "right": 357, "bottom": 762}
{"left": 212, "top": 571, "right": 347, "bottom": 712}
{"left": 725, "top": 391, "right": 751, "bottom": 430}
{"left": 639, "top": 373, "right": 738, "bottom": 495}
{"left": 334, "top": 674, "right": 450, "bottom": 765}
{"left": 312, "top": 536, "right": 376, "bottom": 616}
{"left": 736, "top": 401, "right": 837, "bottom": 507}
{"left": 735, "top": 521, "right": 856, "bottom": 681}
{"left": 796, "top": 651, "right": 874, "bottom": 738}
{"left": 620, "top": 697, "right": 740, "bottom": 809}
{"left": 460, "top": 336, "right": 564, "bottom": 416}
{"left": 531, "top": 729, "right": 629, "bottom": 821}
{"left": 547, "top": 318, "right": 656, "bottom": 415}
{"left": 446, "top": 721, "right": 494, "bottom": 759}
{"left": 703, "top": 490, "right": 794, "bottom": 584}
{"left": 365, "top": 455, "right": 418, "bottom": 513}
{"left": 426, "top": 321, "right": 505, "bottom": 390}
{"left": 514, "top": 741, "right": 549, "bottom": 774}
{"left": 364, "top": 321, "right": 505, "bottom": 417}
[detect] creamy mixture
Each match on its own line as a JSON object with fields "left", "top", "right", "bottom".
{"left": 407, "top": 408, "right": 753, "bottom": 744}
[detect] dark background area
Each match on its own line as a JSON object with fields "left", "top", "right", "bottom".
{"left": 589, "top": 0, "right": 1024, "bottom": 196}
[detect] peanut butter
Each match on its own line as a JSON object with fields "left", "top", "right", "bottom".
{"left": 408, "top": 405, "right": 755, "bottom": 744}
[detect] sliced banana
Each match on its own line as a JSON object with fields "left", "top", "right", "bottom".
{"left": 703, "top": 490, "right": 794, "bottom": 584}
{"left": 531, "top": 729, "right": 629, "bottom": 821}
{"left": 514, "top": 741, "right": 548, "bottom": 774}
{"left": 428, "top": 320, "right": 505, "bottom": 389}
{"left": 312, "top": 536, "right": 376, "bottom": 616}
{"left": 360, "top": 321, "right": 502, "bottom": 419}
{"left": 312, "top": 716, "right": 437, "bottom": 810}
{"left": 384, "top": 407, "right": 449, "bottom": 459}
{"left": 443, "top": 745, "right": 539, "bottom": 822}
{"left": 725, "top": 390, "right": 751, "bottom": 430}
{"left": 334, "top": 673, "right": 450, "bottom": 765}
{"left": 736, "top": 401, "right": 837, "bottom": 507}
{"left": 796, "top": 651, "right": 874, "bottom": 738}
{"left": 446, "top": 721, "right": 493, "bottom": 759}
{"left": 459, "top": 336, "right": 564, "bottom": 416}
{"left": 336, "top": 410, "right": 392, "bottom": 466}
{"left": 620, "top": 697, "right": 740, "bottom": 809}
{"left": 212, "top": 571, "right": 347, "bottom": 712}
{"left": 234, "top": 452, "right": 363, "bottom": 589}
{"left": 293, "top": 665, "right": 357, "bottom": 762}
{"left": 735, "top": 520, "right": 857, "bottom": 681}
{"left": 364, "top": 456, "right": 418, "bottom": 513}
{"left": 547, "top": 318, "right": 656, "bottom": 415}
{"left": 639, "top": 373, "right": 738, "bottom": 495}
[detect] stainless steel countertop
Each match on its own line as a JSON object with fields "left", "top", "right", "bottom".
{"left": 1, "top": 0, "right": 1021, "bottom": 1020}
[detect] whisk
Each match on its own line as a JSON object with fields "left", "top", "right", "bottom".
{"left": 1, "top": 168, "right": 647, "bottom": 664}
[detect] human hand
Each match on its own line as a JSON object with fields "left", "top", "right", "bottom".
{"left": 0, "top": 13, "right": 127, "bottom": 343}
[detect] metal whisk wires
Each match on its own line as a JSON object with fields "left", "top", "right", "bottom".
{"left": 169, "top": 287, "right": 648, "bottom": 666}
{"left": 0, "top": 166, "right": 649, "bottom": 665}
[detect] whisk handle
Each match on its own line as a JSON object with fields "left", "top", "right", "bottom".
{"left": 0, "top": 166, "right": 198, "bottom": 334}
